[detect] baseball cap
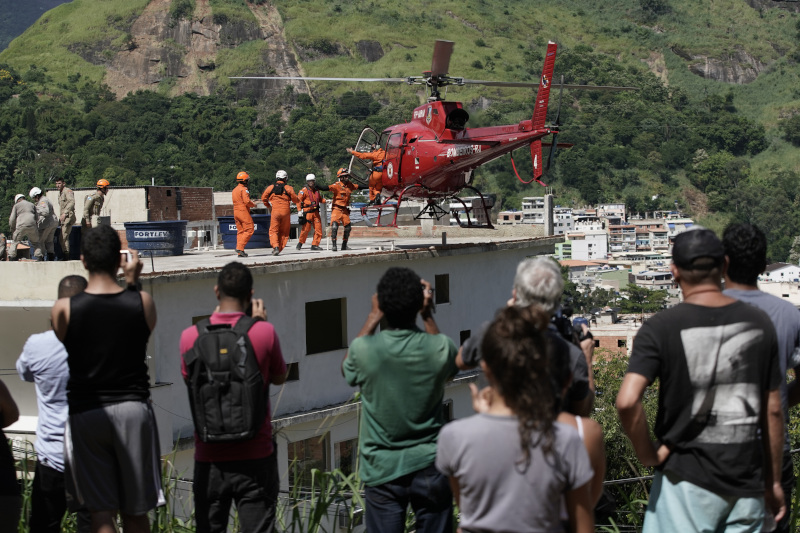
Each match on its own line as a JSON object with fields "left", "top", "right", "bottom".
{"left": 671, "top": 227, "right": 724, "bottom": 270}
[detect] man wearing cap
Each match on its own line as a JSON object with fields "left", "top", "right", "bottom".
{"left": 8, "top": 193, "right": 39, "bottom": 261}
{"left": 83, "top": 179, "right": 109, "bottom": 229}
{"left": 296, "top": 174, "right": 326, "bottom": 251}
{"left": 616, "top": 228, "right": 785, "bottom": 532}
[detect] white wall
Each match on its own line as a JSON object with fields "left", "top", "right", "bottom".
{"left": 46, "top": 188, "right": 148, "bottom": 225}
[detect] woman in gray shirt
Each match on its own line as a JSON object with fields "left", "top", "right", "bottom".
{"left": 436, "top": 306, "right": 594, "bottom": 533}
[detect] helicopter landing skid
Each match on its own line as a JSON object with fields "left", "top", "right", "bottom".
{"left": 414, "top": 200, "right": 449, "bottom": 222}
{"left": 449, "top": 186, "right": 495, "bottom": 229}
{"left": 360, "top": 184, "right": 429, "bottom": 228}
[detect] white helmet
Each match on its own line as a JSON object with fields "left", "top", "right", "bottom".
{"left": 29, "top": 187, "right": 42, "bottom": 198}
{"left": 305, "top": 174, "right": 316, "bottom": 182}
{"left": 276, "top": 170, "right": 288, "bottom": 181}
{"left": 14, "top": 194, "right": 24, "bottom": 203}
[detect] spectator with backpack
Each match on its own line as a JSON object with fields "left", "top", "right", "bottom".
{"left": 180, "top": 261, "right": 288, "bottom": 533}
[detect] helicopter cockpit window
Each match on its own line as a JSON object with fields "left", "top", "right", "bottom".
{"left": 446, "top": 109, "right": 469, "bottom": 131}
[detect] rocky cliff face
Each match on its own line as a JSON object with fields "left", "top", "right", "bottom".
{"left": 746, "top": 0, "right": 800, "bottom": 14}
{"left": 101, "top": 0, "right": 305, "bottom": 103}
{"left": 667, "top": 0, "right": 798, "bottom": 84}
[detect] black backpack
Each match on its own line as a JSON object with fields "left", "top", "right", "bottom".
{"left": 272, "top": 182, "right": 287, "bottom": 197}
{"left": 183, "top": 316, "right": 266, "bottom": 443}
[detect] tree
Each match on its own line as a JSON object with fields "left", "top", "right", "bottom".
{"left": 781, "top": 114, "right": 800, "bottom": 147}
{"left": 620, "top": 284, "right": 668, "bottom": 314}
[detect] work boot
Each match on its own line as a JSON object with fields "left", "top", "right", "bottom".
{"left": 310, "top": 245, "right": 322, "bottom": 251}
{"left": 236, "top": 249, "right": 248, "bottom": 258}
{"left": 296, "top": 242, "right": 303, "bottom": 250}
{"left": 272, "top": 248, "right": 280, "bottom": 256}
{"left": 47, "top": 253, "right": 55, "bottom": 262}
{"left": 332, "top": 241, "right": 337, "bottom": 251}
{"left": 341, "top": 240, "right": 349, "bottom": 251}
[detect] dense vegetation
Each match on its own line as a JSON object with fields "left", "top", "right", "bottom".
{"left": 1, "top": 0, "right": 800, "bottom": 260}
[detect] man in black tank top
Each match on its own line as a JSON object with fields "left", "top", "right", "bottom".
{"left": 51, "top": 225, "right": 163, "bottom": 533}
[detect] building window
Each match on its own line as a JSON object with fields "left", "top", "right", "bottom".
{"left": 285, "top": 362, "right": 300, "bottom": 382}
{"left": 334, "top": 438, "right": 358, "bottom": 476}
{"left": 434, "top": 274, "right": 450, "bottom": 305}
{"left": 288, "top": 433, "right": 330, "bottom": 488}
{"left": 618, "top": 339, "right": 627, "bottom": 348}
{"left": 305, "top": 298, "right": 347, "bottom": 354}
{"left": 783, "top": 294, "right": 790, "bottom": 298}
{"left": 442, "top": 399, "right": 454, "bottom": 423}
{"left": 459, "top": 330, "right": 471, "bottom": 345}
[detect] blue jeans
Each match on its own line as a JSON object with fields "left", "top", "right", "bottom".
{"left": 364, "top": 464, "right": 452, "bottom": 533}
{"left": 644, "top": 470, "right": 764, "bottom": 533}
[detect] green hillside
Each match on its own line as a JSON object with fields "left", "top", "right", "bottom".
{"left": 1, "top": 0, "right": 800, "bottom": 260}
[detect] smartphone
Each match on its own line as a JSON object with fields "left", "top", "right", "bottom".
{"left": 120, "top": 249, "right": 132, "bottom": 263}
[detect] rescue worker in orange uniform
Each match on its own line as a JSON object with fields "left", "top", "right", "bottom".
{"left": 296, "top": 174, "right": 326, "bottom": 251}
{"left": 347, "top": 143, "right": 385, "bottom": 205}
{"left": 262, "top": 170, "right": 301, "bottom": 256}
{"left": 232, "top": 171, "right": 255, "bottom": 258}
{"left": 316, "top": 168, "right": 361, "bottom": 251}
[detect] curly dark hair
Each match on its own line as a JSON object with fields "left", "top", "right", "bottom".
{"left": 81, "top": 225, "right": 121, "bottom": 276}
{"left": 217, "top": 261, "right": 253, "bottom": 302}
{"left": 481, "top": 305, "right": 555, "bottom": 469}
{"left": 723, "top": 223, "right": 767, "bottom": 286}
{"left": 377, "top": 267, "right": 423, "bottom": 327}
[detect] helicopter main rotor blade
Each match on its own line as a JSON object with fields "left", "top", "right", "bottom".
{"left": 430, "top": 40, "right": 455, "bottom": 78}
{"left": 458, "top": 79, "right": 637, "bottom": 91}
{"left": 229, "top": 76, "right": 412, "bottom": 83}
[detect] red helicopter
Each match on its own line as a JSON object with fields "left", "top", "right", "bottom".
{"left": 232, "top": 41, "right": 634, "bottom": 228}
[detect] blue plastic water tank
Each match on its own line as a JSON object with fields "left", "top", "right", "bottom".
{"left": 218, "top": 215, "right": 271, "bottom": 249}
{"left": 124, "top": 221, "right": 187, "bottom": 257}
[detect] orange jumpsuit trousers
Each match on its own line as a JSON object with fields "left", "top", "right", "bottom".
{"left": 351, "top": 148, "right": 385, "bottom": 202}
{"left": 262, "top": 183, "right": 301, "bottom": 252}
{"left": 298, "top": 186, "right": 326, "bottom": 246}
{"left": 232, "top": 183, "right": 255, "bottom": 250}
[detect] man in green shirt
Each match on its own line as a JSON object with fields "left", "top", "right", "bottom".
{"left": 342, "top": 267, "right": 458, "bottom": 533}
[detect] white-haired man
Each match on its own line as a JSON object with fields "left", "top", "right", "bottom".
{"left": 457, "top": 256, "right": 595, "bottom": 416}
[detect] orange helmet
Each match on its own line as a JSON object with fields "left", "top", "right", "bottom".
{"left": 96, "top": 179, "right": 110, "bottom": 188}
{"left": 337, "top": 168, "right": 350, "bottom": 179}
{"left": 236, "top": 171, "right": 250, "bottom": 182}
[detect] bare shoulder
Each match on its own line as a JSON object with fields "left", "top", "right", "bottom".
{"left": 582, "top": 417, "right": 604, "bottom": 441}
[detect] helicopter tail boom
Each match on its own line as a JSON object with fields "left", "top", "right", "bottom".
{"left": 531, "top": 41, "right": 558, "bottom": 130}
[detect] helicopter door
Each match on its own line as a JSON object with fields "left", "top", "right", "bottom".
{"left": 383, "top": 133, "right": 404, "bottom": 188}
{"left": 347, "top": 127, "right": 381, "bottom": 187}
